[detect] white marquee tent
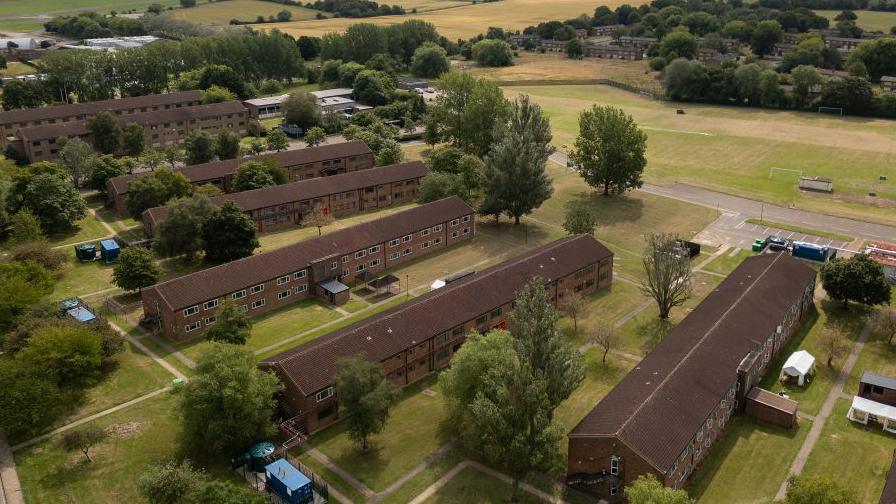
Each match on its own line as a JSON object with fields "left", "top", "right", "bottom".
{"left": 847, "top": 395, "right": 896, "bottom": 434}
{"left": 780, "top": 350, "right": 816, "bottom": 386}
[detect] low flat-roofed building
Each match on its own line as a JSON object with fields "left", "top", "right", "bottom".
{"left": 142, "top": 161, "right": 428, "bottom": 236}
{"left": 882, "top": 76, "right": 896, "bottom": 93}
{"left": 617, "top": 35, "right": 657, "bottom": 50}
{"left": 261, "top": 234, "right": 614, "bottom": 434}
{"left": 244, "top": 89, "right": 361, "bottom": 118}
{"left": 540, "top": 39, "right": 568, "bottom": 52}
{"left": 861, "top": 372, "right": 896, "bottom": 407}
{"left": 567, "top": 253, "right": 816, "bottom": 500}
{"left": 107, "top": 141, "right": 374, "bottom": 215}
{"left": 865, "top": 243, "right": 896, "bottom": 283}
{"left": 584, "top": 43, "right": 643, "bottom": 60}
{"left": 140, "top": 197, "right": 476, "bottom": 341}
{"left": 591, "top": 24, "right": 624, "bottom": 37}
{"left": 825, "top": 36, "right": 864, "bottom": 52}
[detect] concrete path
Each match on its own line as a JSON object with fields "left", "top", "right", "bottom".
{"left": 373, "top": 442, "right": 456, "bottom": 502}
{"left": 0, "top": 432, "right": 23, "bottom": 504}
{"left": 408, "top": 459, "right": 570, "bottom": 504}
{"left": 299, "top": 444, "right": 376, "bottom": 499}
{"left": 108, "top": 320, "right": 187, "bottom": 380}
{"left": 774, "top": 320, "right": 873, "bottom": 500}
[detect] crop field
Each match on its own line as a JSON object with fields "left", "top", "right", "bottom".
{"left": 257, "top": 0, "right": 616, "bottom": 39}
{"left": 815, "top": 9, "right": 896, "bottom": 32}
{"left": 167, "top": 0, "right": 323, "bottom": 25}
{"left": 502, "top": 84, "right": 896, "bottom": 226}
{"left": 0, "top": 0, "right": 178, "bottom": 18}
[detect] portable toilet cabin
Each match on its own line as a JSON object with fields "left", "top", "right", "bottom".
{"left": 74, "top": 243, "right": 97, "bottom": 262}
{"left": 264, "top": 458, "right": 313, "bottom": 504}
{"left": 791, "top": 241, "right": 830, "bottom": 263}
{"left": 100, "top": 239, "right": 120, "bottom": 264}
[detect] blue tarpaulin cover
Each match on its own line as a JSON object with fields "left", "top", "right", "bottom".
{"left": 67, "top": 306, "right": 96, "bottom": 323}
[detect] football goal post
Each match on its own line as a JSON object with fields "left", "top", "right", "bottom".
{"left": 818, "top": 106, "right": 844, "bottom": 116}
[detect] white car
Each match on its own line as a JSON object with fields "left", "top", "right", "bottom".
{"left": 425, "top": 87, "right": 435, "bottom": 93}
{"left": 413, "top": 87, "right": 424, "bottom": 94}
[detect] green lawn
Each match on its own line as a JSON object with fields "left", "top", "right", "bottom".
{"left": 701, "top": 248, "right": 751, "bottom": 276}
{"left": 0, "top": 0, "right": 178, "bottom": 17}
{"left": 802, "top": 398, "right": 896, "bottom": 503}
{"left": 342, "top": 298, "right": 369, "bottom": 313}
{"left": 0, "top": 61, "right": 37, "bottom": 76}
{"left": 760, "top": 300, "right": 868, "bottom": 416}
{"left": 3, "top": 212, "right": 111, "bottom": 253}
{"left": 49, "top": 257, "right": 116, "bottom": 300}
{"left": 688, "top": 417, "right": 810, "bottom": 503}
{"left": 167, "top": 0, "right": 323, "bottom": 24}
{"left": 846, "top": 310, "right": 896, "bottom": 393}
{"left": 815, "top": 9, "right": 896, "bottom": 32}
{"left": 423, "top": 465, "right": 544, "bottom": 504}
{"left": 743, "top": 218, "right": 853, "bottom": 243}
{"left": 559, "top": 279, "right": 650, "bottom": 347}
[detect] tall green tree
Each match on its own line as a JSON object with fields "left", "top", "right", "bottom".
{"left": 61, "top": 425, "right": 107, "bottom": 463}
{"left": 282, "top": 92, "right": 321, "bottom": 129}
{"left": 481, "top": 95, "right": 554, "bottom": 224}
{"left": 113, "top": 247, "right": 161, "bottom": 292}
{"left": 303, "top": 126, "right": 327, "bottom": 147}
{"left": 200, "top": 85, "right": 237, "bottom": 105}
{"left": 17, "top": 326, "right": 103, "bottom": 388}
{"left": 440, "top": 330, "right": 518, "bottom": 422}
{"left": 7, "top": 210, "right": 44, "bottom": 246}
{"left": 138, "top": 459, "right": 205, "bottom": 504}
{"left": 820, "top": 255, "right": 891, "bottom": 308}
{"left": 88, "top": 155, "right": 125, "bottom": 195}
{"left": 232, "top": 161, "right": 277, "bottom": 192}
{"left": 572, "top": 104, "right": 647, "bottom": 196}
{"left": 411, "top": 42, "right": 450, "bottom": 78}
{"left": 185, "top": 130, "right": 215, "bottom": 165}
{"left": 86, "top": 111, "right": 121, "bottom": 155}
{"left": 214, "top": 130, "right": 240, "bottom": 160}
{"left": 266, "top": 128, "right": 290, "bottom": 152}
{"left": 205, "top": 298, "right": 251, "bottom": 345}
{"left": 19, "top": 166, "right": 88, "bottom": 232}
{"left": 154, "top": 195, "right": 218, "bottom": 259}
{"left": 426, "top": 72, "right": 508, "bottom": 157}
{"left": 751, "top": 20, "right": 783, "bottom": 57}
{"left": 177, "top": 344, "right": 282, "bottom": 455}
{"left": 626, "top": 474, "right": 695, "bottom": 504}
{"left": 202, "top": 202, "right": 259, "bottom": 263}
{"left": 641, "top": 233, "right": 692, "bottom": 320}
{"left": 471, "top": 39, "right": 514, "bottom": 67}
{"left": 353, "top": 69, "right": 395, "bottom": 106}
{"left": 126, "top": 168, "right": 192, "bottom": 220}
{"left": 58, "top": 137, "right": 95, "bottom": 188}
{"left": 566, "top": 38, "right": 584, "bottom": 59}
{"left": 785, "top": 475, "right": 858, "bottom": 504}
{"left": 660, "top": 30, "right": 698, "bottom": 60}
{"left": 334, "top": 357, "right": 398, "bottom": 451}
{"left": 0, "top": 361, "right": 62, "bottom": 441}
{"left": 121, "top": 122, "right": 146, "bottom": 156}
{"left": 563, "top": 199, "right": 597, "bottom": 235}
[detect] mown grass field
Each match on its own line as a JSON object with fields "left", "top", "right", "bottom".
{"left": 0, "top": 0, "right": 178, "bottom": 18}
{"left": 503, "top": 83, "right": 896, "bottom": 226}
{"left": 815, "top": 9, "right": 896, "bottom": 33}
{"left": 258, "top": 0, "right": 620, "bottom": 39}
{"left": 167, "top": 0, "right": 323, "bottom": 25}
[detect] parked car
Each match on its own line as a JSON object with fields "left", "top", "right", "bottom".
{"left": 425, "top": 87, "right": 435, "bottom": 93}
{"left": 767, "top": 235, "right": 788, "bottom": 251}
{"left": 413, "top": 87, "right": 424, "bottom": 94}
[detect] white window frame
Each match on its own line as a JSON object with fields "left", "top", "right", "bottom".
{"left": 251, "top": 299, "right": 266, "bottom": 310}
{"left": 462, "top": 215, "right": 471, "bottom": 223}
{"left": 185, "top": 320, "right": 202, "bottom": 332}
{"left": 369, "top": 245, "right": 380, "bottom": 254}
{"left": 204, "top": 316, "right": 217, "bottom": 326}
{"left": 294, "top": 284, "right": 308, "bottom": 294}
{"left": 356, "top": 263, "right": 366, "bottom": 272}
{"left": 421, "top": 241, "right": 431, "bottom": 249}
{"left": 316, "top": 386, "right": 334, "bottom": 402}
{"left": 463, "top": 228, "right": 470, "bottom": 235}
{"left": 293, "top": 270, "right": 307, "bottom": 280}
{"left": 403, "top": 248, "right": 413, "bottom": 256}
{"left": 433, "top": 224, "right": 443, "bottom": 232}
{"left": 450, "top": 218, "right": 460, "bottom": 226}
{"left": 389, "top": 238, "right": 400, "bottom": 247}
{"left": 402, "top": 234, "right": 413, "bottom": 242}
{"left": 203, "top": 299, "right": 218, "bottom": 310}
{"left": 278, "top": 290, "right": 291, "bottom": 300}
{"left": 421, "top": 228, "right": 430, "bottom": 237}
{"left": 355, "top": 250, "right": 366, "bottom": 259}
{"left": 434, "top": 237, "right": 442, "bottom": 245}
{"left": 610, "top": 456, "right": 620, "bottom": 475}
{"left": 277, "top": 275, "right": 290, "bottom": 286}
{"left": 389, "top": 252, "right": 399, "bottom": 260}
{"left": 232, "top": 290, "right": 247, "bottom": 300}
{"left": 451, "top": 231, "right": 459, "bottom": 238}
{"left": 331, "top": 261, "right": 338, "bottom": 269}
{"left": 183, "top": 305, "right": 199, "bottom": 317}
{"left": 369, "top": 258, "right": 381, "bottom": 267}
{"left": 250, "top": 284, "right": 264, "bottom": 294}
{"left": 342, "top": 256, "right": 350, "bottom": 263}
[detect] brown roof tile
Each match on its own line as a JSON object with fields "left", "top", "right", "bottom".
{"left": 881, "top": 450, "right": 896, "bottom": 504}
{"left": 144, "top": 196, "right": 474, "bottom": 311}
{"left": 569, "top": 253, "right": 816, "bottom": 472}
{"left": 142, "top": 161, "right": 428, "bottom": 228}
{"left": 0, "top": 90, "right": 202, "bottom": 126}
{"left": 746, "top": 387, "right": 798, "bottom": 415}
{"left": 261, "top": 235, "right": 614, "bottom": 395}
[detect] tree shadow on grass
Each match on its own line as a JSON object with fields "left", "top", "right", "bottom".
{"left": 632, "top": 316, "right": 673, "bottom": 355}
{"left": 568, "top": 191, "right": 646, "bottom": 228}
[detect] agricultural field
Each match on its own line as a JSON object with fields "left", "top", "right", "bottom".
{"left": 258, "top": 0, "right": 616, "bottom": 39}
{"left": 166, "top": 0, "right": 323, "bottom": 25}
{"left": 0, "top": 0, "right": 179, "bottom": 32}
{"left": 502, "top": 83, "right": 896, "bottom": 226}
{"left": 815, "top": 9, "right": 896, "bottom": 33}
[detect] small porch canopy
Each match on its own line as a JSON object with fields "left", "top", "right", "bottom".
{"left": 848, "top": 395, "right": 896, "bottom": 434}
{"left": 318, "top": 278, "right": 349, "bottom": 295}
{"left": 430, "top": 279, "right": 446, "bottom": 290}
{"left": 780, "top": 350, "right": 816, "bottom": 386}
{"left": 367, "top": 274, "right": 400, "bottom": 297}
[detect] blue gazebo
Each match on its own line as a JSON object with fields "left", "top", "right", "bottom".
{"left": 265, "top": 458, "right": 313, "bottom": 504}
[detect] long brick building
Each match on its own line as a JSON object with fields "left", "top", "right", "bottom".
{"left": 567, "top": 253, "right": 816, "bottom": 500}
{"left": 141, "top": 196, "right": 475, "bottom": 341}
{"left": 261, "top": 235, "right": 615, "bottom": 434}
{"left": 13, "top": 100, "right": 249, "bottom": 163}
{"left": 141, "top": 161, "right": 428, "bottom": 236}
{"left": 107, "top": 141, "right": 375, "bottom": 215}
{"left": 0, "top": 90, "right": 203, "bottom": 149}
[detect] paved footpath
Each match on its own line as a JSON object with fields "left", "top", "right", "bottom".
{"left": 0, "top": 432, "right": 23, "bottom": 504}
{"left": 774, "top": 320, "right": 873, "bottom": 501}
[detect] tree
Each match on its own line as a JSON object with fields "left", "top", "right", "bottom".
{"left": 751, "top": 20, "right": 783, "bottom": 57}
{"left": 214, "top": 130, "right": 240, "bottom": 160}
{"left": 572, "top": 105, "right": 647, "bottom": 196}
{"left": 184, "top": 481, "right": 268, "bottom": 504}
{"left": 88, "top": 155, "right": 125, "bottom": 195}
{"left": 201, "top": 85, "right": 237, "bottom": 105}
{"left": 126, "top": 168, "right": 192, "bottom": 220}
{"left": 871, "top": 307, "right": 896, "bottom": 346}
{"left": 418, "top": 171, "right": 470, "bottom": 204}
{"left": 282, "top": 92, "right": 321, "bottom": 129}
{"left": 154, "top": 195, "right": 218, "bottom": 259}
{"left": 821, "top": 76, "right": 874, "bottom": 115}
{"left": 626, "top": 474, "right": 695, "bottom": 504}
{"left": 426, "top": 72, "right": 508, "bottom": 157}
{"left": 1, "top": 80, "right": 48, "bottom": 110}
{"left": 17, "top": 326, "right": 103, "bottom": 387}
{"left": 138, "top": 459, "right": 205, "bottom": 504}
{"left": 113, "top": 247, "right": 161, "bottom": 292}
{"left": 660, "top": 30, "right": 698, "bottom": 60}
{"left": 184, "top": 130, "right": 215, "bottom": 165}
{"left": 374, "top": 140, "right": 403, "bottom": 166}
{"left": 303, "top": 126, "right": 326, "bottom": 147}
{"left": 297, "top": 36, "right": 320, "bottom": 60}
{"left": 562, "top": 199, "right": 597, "bottom": 236}
{"left": 86, "top": 111, "right": 122, "bottom": 154}
{"left": 202, "top": 202, "right": 259, "bottom": 263}
{"left": 353, "top": 70, "right": 395, "bottom": 106}
{"left": 591, "top": 323, "right": 619, "bottom": 364}
{"left": 0, "top": 361, "right": 62, "bottom": 441}
{"left": 560, "top": 290, "right": 584, "bottom": 333}
{"left": 58, "top": 137, "right": 95, "bottom": 188}
{"left": 566, "top": 38, "right": 584, "bottom": 59}
{"left": 818, "top": 328, "right": 848, "bottom": 368}
{"left": 60, "top": 425, "right": 107, "bottom": 463}
{"left": 848, "top": 38, "right": 896, "bottom": 81}
{"left": 20, "top": 167, "right": 88, "bottom": 232}
{"left": 785, "top": 475, "right": 858, "bottom": 504}
{"left": 481, "top": 95, "right": 554, "bottom": 224}
{"left": 121, "top": 122, "right": 146, "bottom": 156}
{"left": 791, "top": 65, "right": 822, "bottom": 108}
{"left": 0, "top": 261, "right": 54, "bottom": 332}
{"left": 198, "top": 65, "right": 249, "bottom": 99}
{"left": 8, "top": 210, "right": 44, "bottom": 246}
{"left": 820, "top": 255, "right": 891, "bottom": 308}
{"left": 411, "top": 42, "right": 450, "bottom": 77}
{"left": 204, "top": 298, "right": 251, "bottom": 345}
{"left": 303, "top": 204, "right": 334, "bottom": 236}
{"left": 267, "top": 128, "right": 289, "bottom": 152}
{"left": 334, "top": 357, "right": 399, "bottom": 451}
{"left": 247, "top": 138, "right": 265, "bottom": 156}
{"left": 232, "top": 161, "right": 277, "bottom": 192}
{"left": 641, "top": 233, "right": 692, "bottom": 320}
{"left": 178, "top": 343, "right": 282, "bottom": 454}
{"left": 472, "top": 39, "right": 514, "bottom": 67}
{"left": 509, "top": 278, "right": 585, "bottom": 411}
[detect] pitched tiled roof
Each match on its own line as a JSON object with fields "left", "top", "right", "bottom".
{"left": 569, "top": 253, "right": 816, "bottom": 473}
{"left": 108, "top": 141, "right": 373, "bottom": 197}
{"left": 0, "top": 90, "right": 202, "bottom": 126}
{"left": 144, "top": 196, "right": 474, "bottom": 311}
{"left": 142, "top": 161, "right": 428, "bottom": 228}
{"left": 261, "top": 235, "right": 614, "bottom": 395}
{"left": 18, "top": 100, "right": 247, "bottom": 142}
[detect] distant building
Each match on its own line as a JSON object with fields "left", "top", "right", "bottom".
{"left": 584, "top": 43, "right": 643, "bottom": 60}
{"left": 567, "top": 253, "right": 816, "bottom": 500}
{"left": 617, "top": 35, "right": 657, "bottom": 50}
{"left": 865, "top": 243, "right": 896, "bottom": 283}
{"left": 591, "top": 24, "right": 625, "bottom": 37}
{"left": 84, "top": 36, "right": 160, "bottom": 49}
{"left": 861, "top": 372, "right": 896, "bottom": 407}
{"left": 243, "top": 88, "right": 364, "bottom": 119}
{"left": 540, "top": 39, "right": 568, "bottom": 52}
{"left": 396, "top": 76, "right": 429, "bottom": 90}
{"left": 509, "top": 33, "right": 540, "bottom": 47}
{"left": 824, "top": 36, "right": 864, "bottom": 52}
{"left": 696, "top": 48, "right": 737, "bottom": 66}
{"left": 882, "top": 76, "right": 896, "bottom": 93}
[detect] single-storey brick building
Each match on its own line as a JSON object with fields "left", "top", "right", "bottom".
{"left": 567, "top": 253, "right": 816, "bottom": 500}
{"left": 140, "top": 196, "right": 475, "bottom": 341}
{"left": 141, "top": 161, "right": 428, "bottom": 236}
{"left": 107, "top": 141, "right": 374, "bottom": 215}
{"left": 261, "top": 234, "right": 615, "bottom": 434}
{"left": 861, "top": 372, "right": 896, "bottom": 407}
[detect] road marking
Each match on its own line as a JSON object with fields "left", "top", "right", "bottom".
{"left": 735, "top": 221, "right": 745, "bottom": 229}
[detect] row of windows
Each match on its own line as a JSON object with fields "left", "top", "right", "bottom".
{"left": 184, "top": 271, "right": 309, "bottom": 317}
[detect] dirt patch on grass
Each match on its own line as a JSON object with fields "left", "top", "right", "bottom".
{"left": 105, "top": 421, "right": 144, "bottom": 438}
